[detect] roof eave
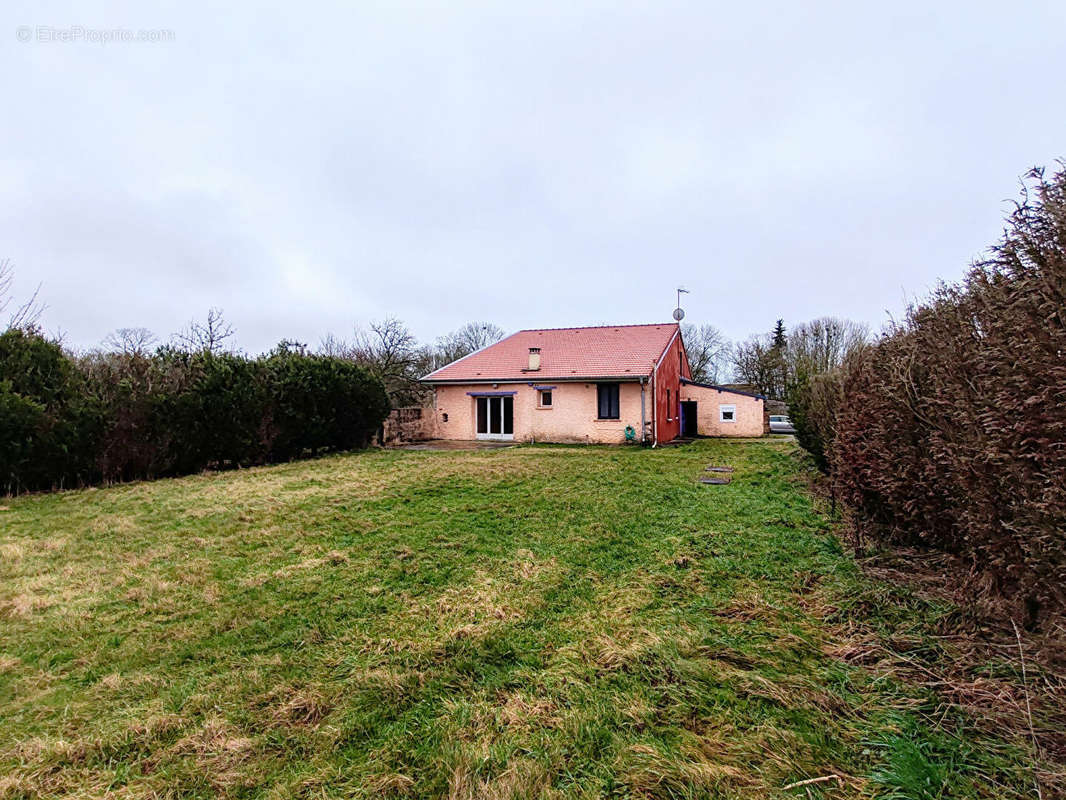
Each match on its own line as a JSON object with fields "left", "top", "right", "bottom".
{"left": 423, "top": 373, "right": 652, "bottom": 385}
{"left": 680, "top": 378, "right": 766, "bottom": 400}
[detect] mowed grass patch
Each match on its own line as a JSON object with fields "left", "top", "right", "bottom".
{"left": 0, "top": 440, "right": 1041, "bottom": 798}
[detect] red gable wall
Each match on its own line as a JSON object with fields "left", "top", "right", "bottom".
{"left": 653, "top": 330, "right": 691, "bottom": 443}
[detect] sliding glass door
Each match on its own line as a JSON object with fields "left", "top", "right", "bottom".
{"left": 475, "top": 396, "right": 514, "bottom": 439}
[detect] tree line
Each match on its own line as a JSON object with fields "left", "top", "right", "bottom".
{"left": 0, "top": 244, "right": 848, "bottom": 496}
{"left": 0, "top": 268, "right": 535, "bottom": 494}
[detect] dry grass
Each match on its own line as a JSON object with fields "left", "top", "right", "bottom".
{"left": 619, "top": 741, "right": 752, "bottom": 796}
{"left": 496, "top": 691, "right": 560, "bottom": 731}
{"left": 368, "top": 771, "right": 416, "bottom": 796}
{"left": 268, "top": 685, "right": 334, "bottom": 729}
{"left": 448, "top": 758, "right": 561, "bottom": 800}
{"left": 0, "top": 441, "right": 1051, "bottom": 798}
{"left": 0, "top": 541, "right": 24, "bottom": 563}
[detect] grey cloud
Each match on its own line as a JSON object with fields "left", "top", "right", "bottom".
{"left": 3, "top": 0, "right": 1064, "bottom": 353}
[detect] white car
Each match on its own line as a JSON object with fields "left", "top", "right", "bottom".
{"left": 769, "top": 415, "right": 796, "bottom": 434}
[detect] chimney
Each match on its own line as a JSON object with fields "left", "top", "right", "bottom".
{"left": 527, "top": 347, "right": 541, "bottom": 371}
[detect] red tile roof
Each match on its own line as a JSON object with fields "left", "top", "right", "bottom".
{"left": 422, "top": 323, "right": 680, "bottom": 382}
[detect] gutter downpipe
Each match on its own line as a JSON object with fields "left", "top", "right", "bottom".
{"left": 640, "top": 376, "right": 646, "bottom": 444}
{"left": 651, "top": 370, "right": 658, "bottom": 447}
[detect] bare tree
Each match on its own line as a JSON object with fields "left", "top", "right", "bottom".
{"left": 317, "top": 332, "right": 351, "bottom": 358}
{"left": 432, "top": 321, "right": 506, "bottom": 369}
{"left": 786, "top": 317, "right": 869, "bottom": 377}
{"left": 173, "top": 308, "right": 235, "bottom": 353}
{"left": 734, "top": 318, "right": 869, "bottom": 400}
{"left": 782, "top": 317, "right": 869, "bottom": 469}
{"left": 0, "top": 259, "right": 45, "bottom": 331}
{"left": 351, "top": 317, "right": 430, "bottom": 405}
{"left": 681, "top": 323, "right": 733, "bottom": 384}
{"left": 103, "top": 327, "right": 158, "bottom": 356}
{"left": 732, "top": 334, "right": 782, "bottom": 398}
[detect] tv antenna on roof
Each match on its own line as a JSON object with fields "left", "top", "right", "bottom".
{"left": 673, "top": 287, "right": 689, "bottom": 321}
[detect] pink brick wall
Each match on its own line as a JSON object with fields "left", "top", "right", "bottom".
{"left": 678, "top": 384, "right": 765, "bottom": 437}
{"left": 431, "top": 381, "right": 650, "bottom": 444}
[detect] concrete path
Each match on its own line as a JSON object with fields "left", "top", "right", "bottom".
{"left": 386, "top": 439, "right": 517, "bottom": 452}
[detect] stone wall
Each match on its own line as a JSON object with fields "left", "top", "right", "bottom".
{"left": 380, "top": 406, "right": 435, "bottom": 444}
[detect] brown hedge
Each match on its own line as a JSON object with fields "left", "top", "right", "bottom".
{"left": 830, "top": 166, "right": 1066, "bottom": 624}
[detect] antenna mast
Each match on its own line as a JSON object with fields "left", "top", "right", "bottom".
{"left": 673, "top": 287, "right": 689, "bottom": 321}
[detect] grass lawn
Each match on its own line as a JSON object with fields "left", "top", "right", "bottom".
{"left": 0, "top": 439, "right": 1043, "bottom": 798}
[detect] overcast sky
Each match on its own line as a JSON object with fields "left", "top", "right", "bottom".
{"left": 4, "top": 1, "right": 1064, "bottom": 354}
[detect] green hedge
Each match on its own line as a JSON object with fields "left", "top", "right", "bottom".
{"left": 0, "top": 332, "right": 390, "bottom": 493}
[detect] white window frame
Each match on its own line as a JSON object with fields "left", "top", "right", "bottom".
{"left": 719, "top": 404, "right": 737, "bottom": 423}
{"left": 475, "top": 395, "right": 515, "bottom": 440}
{"left": 539, "top": 389, "right": 553, "bottom": 408}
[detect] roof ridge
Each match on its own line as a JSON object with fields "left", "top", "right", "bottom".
{"left": 516, "top": 322, "right": 678, "bottom": 333}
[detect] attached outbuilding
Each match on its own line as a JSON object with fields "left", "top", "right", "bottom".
{"left": 678, "top": 379, "right": 767, "bottom": 437}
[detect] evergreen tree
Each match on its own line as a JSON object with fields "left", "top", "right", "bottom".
{"left": 768, "top": 319, "right": 788, "bottom": 399}
{"left": 771, "top": 319, "right": 787, "bottom": 351}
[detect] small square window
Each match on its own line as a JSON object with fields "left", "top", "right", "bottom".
{"left": 540, "top": 390, "right": 552, "bottom": 407}
{"left": 719, "top": 404, "right": 736, "bottom": 423}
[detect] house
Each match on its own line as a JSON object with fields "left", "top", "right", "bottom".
{"left": 421, "top": 323, "right": 766, "bottom": 444}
